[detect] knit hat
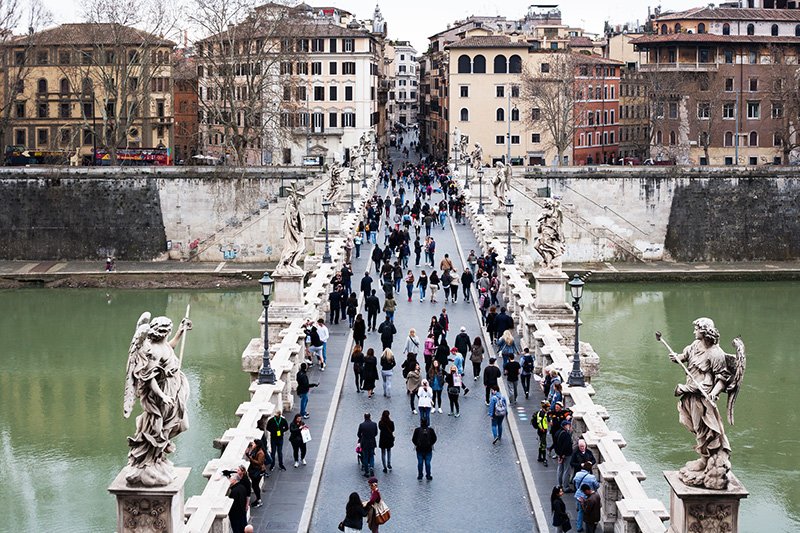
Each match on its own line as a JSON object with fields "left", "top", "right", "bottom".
{"left": 561, "top": 419, "right": 572, "bottom": 428}
{"left": 555, "top": 401, "right": 564, "bottom": 407}
{"left": 367, "top": 477, "right": 378, "bottom": 484}
{"left": 541, "top": 400, "right": 550, "bottom": 407}
{"left": 460, "top": 326, "right": 466, "bottom": 332}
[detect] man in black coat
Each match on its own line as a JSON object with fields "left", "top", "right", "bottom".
{"left": 227, "top": 465, "right": 250, "bottom": 533}
{"left": 454, "top": 326, "right": 471, "bottom": 358}
{"left": 483, "top": 357, "right": 502, "bottom": 405}
{"left": 460, "top": 269, "right": 474, "bottom": 302}
{"left": 495, "top": 307, "right": 514, "bottom": 335}
{"left": 365, "top": 289, "right": 381, "bottom": 331}
{"left": 329, "top": 287, "right": 342, "bottom": 325}
{"left": 371, "top": 245, "right": 383, "bottom": 274}
{"left": 569, "top": 438, "right": 597, "bottom": 477}
{"left": 265, "top": 410, "right": 289, "bottom": 471}
{"left": 411, "top": 418, "right": 438, "bottom": 480}
{"left": 555, "top": 419, "right": 575, "bottom": 490}
{"left": 357, "top": 412, "right": 378, "bottom": 477}
{"left": 378, "top": 315, "right": 397, "bottom": 350}
{"left": 296, "top": 363, "right": 318, "bottom": 419}
{"left": 360, "top": 271, "right": 373, "bottom": 297}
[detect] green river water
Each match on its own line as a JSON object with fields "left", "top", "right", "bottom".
{"left": 0, "top": 283, "right": 796, "bottom": 532}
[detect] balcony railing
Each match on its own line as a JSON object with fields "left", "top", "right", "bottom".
{"left": 640, "top": 62, "right": 718, "bottom": 72}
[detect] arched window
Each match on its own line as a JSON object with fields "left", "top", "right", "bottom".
{"left": 460, "top": 108, "right": 469, "bottom": 121}
{"left": 457, "top": 54, "right": 471, "bottom": 74}
{"left": 473, "top": 54, "right": 486, "bottom": 73}
{"left": 674, "top": 23, "right": 681, "bottom": 33}
{"left": 509, "top": 54, "right": 522, "bottom": 73}
{"left": 723, "top": 23, "right": 730, "bottom": 35}
{"left": 37, "top": 78, "right": 47, "bottom": 93}
{"left": 81, "top": 77, "right": 93, "bottom": 94}
{"left": 749, "top": 131, "right": 758, "bottom": 147}
{"left": 496, "top": 108, "right": 504, "bottom": 121}
{"left": 669, "top": 131, "right": 676, "bottom": 145}
{"left": 796, "top": 24, "right": 800, "bottom": 37}
{"left": 747, "top": 23, "right": 755, "bottom": 36}
{"left": 698, "top": 23, "right": 706, "bottom": 34}
{"left": 771, "top": 24, "right": 779, "bottom": 36}
{"left": 725, "top": 131, "right": 733, "bottom": 146}
{"left": 661, "top": 24, "right": 668, "bottom": 35}
{"left": 493, "top": 54, "right": 507, "bottom": 74}
{"left": 511, "top": 108, "right": 519, "bottom": 121}
{"left": 60, "top": 78, "right": 70, "bottom": 94}
{"left": 656, "top": 130, "right": 663, "bottom": 144}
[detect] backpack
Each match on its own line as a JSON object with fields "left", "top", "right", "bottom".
{"left": 522, "top": 355, "right": 534, "bottom": 374}
{"left": 418, "top": 427, "right": 432, "bottom": 449}
{"left": 493, "top": 395, "right": 507, "bottom": 417}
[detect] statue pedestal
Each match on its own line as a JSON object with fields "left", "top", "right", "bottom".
{"left": 664, "top": 470, "right": 748, "bottom": 533}
{"left": 108, "top": 467, "right": 190, "bottom": 533}
{"left": 534, "top": 270, "right": 569, "bottom": 309}
{"left": 268, "top": 272, "right": 306, "bottom": 341}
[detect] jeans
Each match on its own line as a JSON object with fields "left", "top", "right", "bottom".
{"left": 521, "top": 374, "right": 531, "bottom": 396}
{"left": 381, "top": 447, "right": 392, "bottom": 470}
{"left": 386, "top": 311, "right": 394, "bottom": 323}
{"left": 309, "top": 345, "right": 323, "bottom": 364}
{"left": 322, "top": 342, "right": 327, "bottom": 364}
{"left": 406, "top": 284, "right": 414, "bottom": 300}
{"left": 299, "top": 393, "right": 309, "bottom": 416}
{"left": 394, "top": 278, "right": 401, "bottom": 293}
{"left": 419, "top": 286, "right": 426, "bottom": 300}
{"left": 360, "top": 447, "right": 375, "bottom": 474}
{"left": 355, "top": 243, "right": 361, "bottom": 258}
{"left": 382, "top": 370, "right": 393, "bottom": 397}
{"left": 292, "top": 441, "right": 307, "bottom": 461}
{"left": 409, "top": 391, "right": 416, "bottom": 411}
{"left": 419, "top": 406, "right": 431, "bottom": 425}
{"left": 270, "top": 437, "right": 284, "bottom": 468}
{"left": 556, "top": 458, "right": 571, "bottom": 489}
{"left": 576, "top": 503, "right": 585, "bottom": 532}
{"left": 416, "top": 450, "right": 432, "bottom": 478}
{"left": 451, "top": 287, "right": 458, "bottom": 302}
{"left": 463, "top": 285, "right": 471, "bottom": 301}
{"left": 507, "top": 380, "right": 518, "bottom": 402}
{"left": 415, "top": 253, "right": 421, "bottom": 266}
{"left": 368, "top": 312, "right": 377, "bottom": 330}
{"left": 249, "top": 469, "right": 263, "bottom": 501}
{"left": 402, "top": 255, "right": 408, "bottom": 268}
{"left": 472, "top": 362, "right": 481, "bottom": 379}
{"left": 491, "top": 415, "right": 505, "bottom": 440}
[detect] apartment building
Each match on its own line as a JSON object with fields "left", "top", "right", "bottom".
{"left": 173, "top": 50, "right": 198, "bottom": 164}
{"left": 573, "top": 55, "right": 623, "bottom": 165}
{"left": 2, "top": 23, "right": 174, "bottom": 161}
{"left": 386, "top": 41, "right": 418, "bottom": 129}
{"left": 631, "top": 4, "right": 800, "bottom": 165}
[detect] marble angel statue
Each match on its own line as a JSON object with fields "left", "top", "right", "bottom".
{"left": 276, "top": 184, "right": 306, "bottom": 275}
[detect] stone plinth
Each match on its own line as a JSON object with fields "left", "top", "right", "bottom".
{"left": 109, "top": 466, "right": 190, "bottom": 533}
{"left": 534, "top": 270, "right": 569, "bottom": 309}
{"left": 665, "top": 470, "right": 748, "bottom": 533}
{"left": 267, "top": 272, "right": 306, "bottom": 341}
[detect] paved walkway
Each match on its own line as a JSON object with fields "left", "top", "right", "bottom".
{"left": 309, "top": 145, "right": 534, "bottom": 531}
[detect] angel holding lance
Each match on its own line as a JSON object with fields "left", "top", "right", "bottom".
{"left": 666, "top": 317, "right": 745, "bottom": 490}
{"left": 124, "top": 312, "right": 192, "bottom": 486}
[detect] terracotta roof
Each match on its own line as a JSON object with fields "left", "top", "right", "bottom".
{"left": 446, "top": 35, "right": 530, "bottom": 49}
{"left": 292, "top": 21, "right": 371, "bottom": 38}
{"left": 630, "top": 33, "right": 800, "bottom": 46}
{"left": 657, "top": 7, "right": 800, "bottom": 22}
{"left": 11, "top": 23, "right": 175, "bottom": 47}
{"left": 568, "top": 36, "right": 595, "bottom": 47}
{"left": 569, "top": 53, "right": 623, "bottom": 65}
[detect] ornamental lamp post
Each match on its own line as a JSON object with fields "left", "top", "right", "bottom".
{"left": 567, "top": 274, "right": 586, "bottom": 387}
{"left": 504, "top": 197, "right": 514, "bottom": 264}
{"left": 477, "top": 167, "right": 485, "bottom": 214}
{"left": 257, "top": 272, "right": 276, "bottom": 385}
{"left": 348, "top": 167, "right": 356, "bottom": 213}
{"left": 362, "top": 149, "right": 368, "bottom": 187}
{"left": 322, "top": 199, "right": 332, "bottom": 263}
{"left": 464, "top": 159, "right": 470, "bottom": 190}
{"left": 371, "top": 141, "right": 377, "bottom": 171}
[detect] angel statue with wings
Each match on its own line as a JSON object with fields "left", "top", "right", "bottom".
{"left": 123, "top": 312, "right": 192, "bottom": 486}
{"left": 276, "top": 184, "right": 306, "bottom": 276}
{"left": 325, "top": 160, "right": 345, "bottom": 205}
{"left": 668, "top": 318, "right": 746, "bottom": 490}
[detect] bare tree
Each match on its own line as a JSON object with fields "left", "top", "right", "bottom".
{"left": 691, "top": 73, "right": 721, "bottom": 164}
{"left": 766, "top": 46, "right": 800, "bottom": 163}
{"left": 191, "top": 0, "right": 304, "bottom": 166}
{"left": 58, "top": 0, "right": 178, "bottom": 163}
{"left": 639, "top": 69, "right": 691, "bottom": 161}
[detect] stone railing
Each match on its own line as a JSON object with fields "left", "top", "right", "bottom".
{"left": 182, "top": 169, "right": 379, "bottom": 532}
{"left": 459, "top": 186, "right": 669, "bottom": 533}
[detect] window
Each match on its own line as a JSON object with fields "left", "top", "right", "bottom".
{"left": 749, "top": 78, "right": 758, "bottom": 92}
{"left": 511, "top": 135, "right": 520, "bottom": 144}
{"left": 37, "top": 128, "right": 48, "bottom": 146}
{"left": 312, "top": 62, "right": 322, "bottom": 75}
{"left": 296, "top": 86, "right": 306, "bottom": 100}
{"left": 59, "top": 102, "right": 71, "bottom": 118}
{"left": 473, "top": 54, "right": 486, "bottom": 73}
{"left": 329, "top": 86, "right": 337, "bottom": 101}
{"left": 511, "top": 86, "right": 519, "bottom": 98}
{"left": 588, "top": 132, "right": 593, "bottom": 145}
{"left": 329, "top": 112, "right": 338, "bottom": 128}
{"left": 342, "top": 112, "right": 356, "bottom": 127}
{"left": 749, "top": 131, "right": 758, "bottom": 147}
{"left": 15, "top": 101, "right": 24, "bottom": 118}
{"left": 509, "top": 55, "right": 522, "bottom": 73}
{"left": 531, "top": 108, "right": 540, "bottom": 121}
{"left": 496, "top": 86, "right": 504, "bottom": 98}
{"left": 588, "top": 112, "right": 594, "bottom": 126}
{"left": 656, "top": 130, "right": 663, "bottom": 143}
{"left": 283, "top": 86, "right": 291, "bottom": 101}
{"left": 669, "top": 131, "right": 676, "bottom": 145}
{"left": 314, "top": 86, "right": 324, "bottom": 101}
{"left": 457, "top": 55, "right": 471, "bottom": 74}
{"left": 106, "top": 101, "right": 115, "bottom": 118}
{"left": 343, "top": 62, "right": 356, "bottom": 75}
{"left": 14, "top": 50, "right": 25, "bottom": 65}
{"left": 495, "top": 135, "right": 505, "bottom": 144}
{"left": 772, "top": 24, "right": 779, "bottom": 37}
{"left": 697, "top": 23, "right": 706, "bottom": 34}
{"left": 661, "top": 24, "right": 668, "bottom": 34}
{"left": 129, "top": 77, "right": 139, "bottom": 91}
{"left": 747, "top": 24, "right": 755, "bottom": 36}
{"left": 749, "top": 156, "right": 758, "bottom": 165}
{"left": 343, "top": 39, "right": 354, "bottom": 52}
{"left": 460, "top": 86, "right": 469, "bottom": 97}
{"left": 345, "top": 86, "right": 353, "bottom": 101}
{"left": 312, "top": 112, "right": 324, "bottom": 130}
{"left": 297, "top": 62, "right": 309, "bottom": 75}
{"left": 81, "top": 49, "right": 93, "bottom": 65}
{"left": 699, "top": 48, "right": 710, "bottom": 63}
{"left": 774, "top": 132, "right": 783, "bottom": 146}
{"left": 724, "top": 156, "right": 734, "bottom": 165}
{"left": 796, "top": 24, "right": 800, "bottom": 37}
{"left": 496, "top": 108, "right": 504, "bottom": 121}
{"left": 511, "top": 108, "right": 519, "bottom": 121}
{"left": 280, "top": 62, "right": 293, "bottom": 75}
{"left": 772, "top": 102, "right": 783, "bottom": 118}
{"left": 493, "top": 54, "right": 507, "bottom": 74}
{"left": 36, "top": 50, "right": 48, "bottom": 65}
{"left": 460, "top": 108, "right": 469, "bottom": 121}
{"left": 749, "top": 49, "right": 757, "bottom": 64}
{"left": 531, "top": 133, "right": 541, "bottom": 143}
{"left": 59, "top": 128, "right": 71, "bottom": 145}
{"left": 540, "top": 62, "right": 550, "bottom": 73}
{"left": 296, "top": 39, "right": 309, "bottom": 52}
{"left": 698, "top": 102, "right": 710, "bottom": 119}
{"left": 668, "top": 102, "right": 678, "bottom": 119}
{"left": 329, "top": 38, "right": 337, "bottom": 53}
{"left": 723, "top": 102, "right": 735, "bottom": 119}
{"left": 14, "top": 129, "right": 25, "bottom": 145}
{"left": 312, "top": 38, "right": 324, "bottom": 52}
{"left": 725, "top": 78, "right": 734, "bottom": 91}
{"left": 723, "top": 23, "right": 731, "bottom": 36}
{"left": 37, "top": 78, "right": 47, "bottom": 94}
{"left": 747, "top": 101, "right": 760, "bottom": 119}
{"left": 37, "top": 102, "right": 48, "bottom": 118}
{"left": 724, "top": 50, "right": 734, "bottom": 64}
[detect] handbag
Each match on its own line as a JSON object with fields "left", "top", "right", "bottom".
{"left": 301, "top": 426, "right": 312, "bottom": 443}
{"left": 372, "top": 499, "right": 391, "bottom": 525}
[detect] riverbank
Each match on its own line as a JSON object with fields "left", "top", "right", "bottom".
{"left": 3, "top": 258, "right": 800, "bottom": 289}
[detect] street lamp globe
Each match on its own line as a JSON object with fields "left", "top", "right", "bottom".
{"left": 259, "top": 272, "right": 274, "bottom": 300}
{"left": 322, "top": 198, "right": 331, "bottom": 214}
{"left": 569, "top": 274, "right": 584, "bottom": 302}
{"left": 505, "top": 197, "right": 514, "bottom": 216}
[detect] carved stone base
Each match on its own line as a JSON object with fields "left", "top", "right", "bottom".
{"left": 109, "top": 466, "right": 190, "bottom": 533}
{"left": 534, "top": 270, "right": 569, "bottom": 309}
{"left": 664, "top": 470, "right": 748, "bottom": 533}
{"left": 268, "top": 272, "right": 306, "bottom": 341}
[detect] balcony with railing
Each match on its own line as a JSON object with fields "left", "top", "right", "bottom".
{"left": 640, "top": 61, "right": 718, "bottom": 72}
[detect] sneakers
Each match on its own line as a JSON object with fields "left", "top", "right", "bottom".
{"left": 302, "top": 458, "right": 307, "bottom": 465}
{"left": 448, "top": 412, "right": 453, "bottom": 416}
{"left": 279, "top": 465, "right": 287, "bottom": 471}
{"left": 303, "top": 414, "right": 310, "bottom": 419}
{"left": 417, "top": 475, "right": 423, "bottom": 480}
{"left": 464, "top": 388, "right": 470, "bottom": 396}
{"left": 294, "top": 461, "right": 299, "bottom": 468}
{"left": 253, "top": 499, "right": 263, "bottom": 508}
{"left": 455, "top": 413, "right": 460, "bottom": 417}
{"left": 412, "top": 409, "right": 418, "bottom": 414}
{"left": 426, "top": 475, "right": 433, "bottom": 480}
{"left": 492, "top": 436, "right": 500, "bottom": 444}
{"left": 474, "top": 376, "right": 478, "bottom": 381}
{"left": 438, "top": 407, "right": 443, "bottom": 413}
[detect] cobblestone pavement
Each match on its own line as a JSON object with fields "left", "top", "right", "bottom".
{"left": 310, "top": 142, "right": 535, "bottom": 532}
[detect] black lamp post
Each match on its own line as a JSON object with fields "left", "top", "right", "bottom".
{"left": 348, "top": 167, "right": 356, "bottom": 213}
{"left": 362, "top": 150, "right": 368, "bottom": 186}
{"left": 371, "top": 142, "right": 377, "bottom": 171}
{"left": 258, "top": 272, "right": 276, "bottom": 385}
{"left": 477, "top": 167, "right": 485, "bottom": 214}
{"left": 504, "top": 197, "right": 514, "bottom": 264}
{"left": 322, "top": 199, "right": 332, "bottom": 263}
{"left": 567, "top": 274, "right": 586, "bottom": 387}
{"left": 464, "top": 159, "right": 470, "bottom": 190}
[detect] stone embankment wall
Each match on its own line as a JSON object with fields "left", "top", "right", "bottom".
{"left": 0, "top": 167, "right": 321, "bottom": 262}
{"left": 512, "top": 166, "right": 800, "bottom": 262}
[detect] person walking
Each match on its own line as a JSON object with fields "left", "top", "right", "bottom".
{"left": 434, "top": 338, "right": 450, "bottom": 372}
{"left": 364, "top": 477, "right": 383, "bottom": 533}
{"left": 295, "top": 363, "right": 318, "bottom": 418}
{"left": 365, "top": 290, "right": 380, "bottom": 332}
{"left": 483, "top": 357, "right": 502, "bottom": 405}
{"left": 289, "top": 413, "right": 308, "bottom": 468}
{"left": 460, "top": 268, "right": 473, "bottom": 303}
{"left": 405, "top": 363, "right": 421, "bottom": 414}
{"left": 416, "top": 379, "right": 434, "bottom": 425}
{"left": 488, "top": 385, "right": 508, "bottom": 444}
{"left": 380, "top": 348, "right": 396, "bottom": 398}
{"left": 414, "top": 237, "right": 422, "bottom": 267}
{"left": 378, "top": 314, "right": 397, "bottom": 350}
{"left": 341, "top": 491, "right": 368, "bottom": 533}
{"left": 378, "top": 410, "right": 395, "bottom": 473}
{"left": 357, "top": 413, "right": 378, "bottom": 478}
{"left": 573, "top": 461, "right": 600, "bottom": 532}
{"left": 441, "top": 269, "right": 452, "bottom": 303}
{"left": 346, "top": 292, "right": 359, "bottom": 328}
{"left": 454, "top": 326, "right": 471, "bottom": 360}
{"left": 437, "top": 308, "right": 449, "bottom": 342}
{"left": 445, "top": 365, "right": 462, "bottom": 417}
{"left": 449, "top": 269, "right": 460, "bottom": 303}
{"left": 317, "top": 319, "right": 330, "bottom": 370}
{"left": 533, "top": 400, "right": 551, "bottom": 466}
{"left": 329, "top": 285, "right": 343, "bottom": 325}
{"left": 362, "top": 348, "right": 379, "bottom": 399}
{"left": 351, "top": 345, "right": 365, "bottom": 393}
{"left": 504, "top": 353, "right": 521, "bottom": 404}
{"left": 265, "top": 410, "right": 289, "bottom": 471}
{"left": 550, "top": 486, "right": 571, "bottom": 533}
{"left": 470, "top": 337, "right": 485, "bottom": 381}
{"left": 371, "top": 245, "right": 383, "bottom": 274}
{"left": 581, "top": 483, "right": 602, "bottom": 533}
{"left": 411, "top": 419, "right": 437, "bottom": 481}
{"left": 404, "top": 270, "right": 415, "bottom": 302}
{"left": 360, "top": 271, "right": 373, "bottom": 298}
{"left": 428, "top": 270, "right": 440, "bottom": 303}
{"left": 555, "top": 419, "right": 574, "bottom": 490}
{"left": 467, "top": 249, "right": 478, "bottom": 276}
{"left": 383, "top": 294, "right": 397, "bottom": 323}
{"left": 428, "top": 360, "right": 445, "bottom": 414}
{"left": 353, "top": 314, "right": 367, "bottom": 348}
{"left": 496, "top": 330, "right": 518, "bottom": 370}
{"left": 428, "top": 316, "right": 443, "bottom": 346}
{"left": 245, "top": 439, "right": 267, "bottom": 507}
{"left": 416, "top": 270, "right": 428, "bottom": 302}
{"left": 423, "top": 333, "right": 436, "bottom": 371}
{"left": 402, "top": 328, "right": 421, "bottom": 361}
{"left": 520, "top": 347, "right": 534, "bottom": 399}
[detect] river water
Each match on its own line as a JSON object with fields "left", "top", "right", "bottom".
{"left": 580, "top": 281, "right": 799, "bottom": 533}
{"left": 0, "top": 288, "right": 257, "bottom": 533}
